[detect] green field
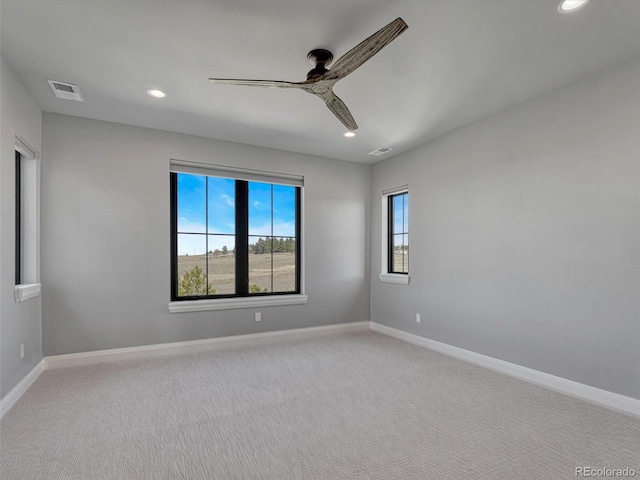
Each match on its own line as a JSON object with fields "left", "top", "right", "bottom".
{"left": 177, "top": 252, "right": 296, "bottom": 295}
{"left": 393, "top": 249, "right": 409, "bottom": 273}
{"left": 178, "top": 249, "right": 405, "bottom": 296}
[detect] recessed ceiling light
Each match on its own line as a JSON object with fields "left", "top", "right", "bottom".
{"left": 146, "top": 89, "right": 166, "bottom": 98}
{"left": 558, "top": 0, "right": 590, "bottom": 13}
{"left": 344, "top": 131, "right": 356, "bottom": 138}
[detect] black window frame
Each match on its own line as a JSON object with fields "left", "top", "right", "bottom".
{"left": 170, "top": 172, "right": 301, "bottom": 301}
{"left": 15, "top": 150, "right": 22, "bottom": 285}
{"left": 387, "top": 191, "right": 409, "bottom": 275}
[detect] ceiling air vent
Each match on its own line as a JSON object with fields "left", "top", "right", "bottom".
{"left": 368, "top": 146, "right": 392, "bottom": 157}
{"left": 47, "top": 80, "right": 84, "bottom": 102}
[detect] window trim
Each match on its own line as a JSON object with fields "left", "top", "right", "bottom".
{"left": 168, "top": 161, "right": 305, "bottom": 311}
{"left": 168, "top": 294, "right": 308, "bottom": 313}
{"left": 14, "top": 138, "right": 41, "bottom": 302}
{"left": 380, "top": 185, "right": 410, "bottom": 285}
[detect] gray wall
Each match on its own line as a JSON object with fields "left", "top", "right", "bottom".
{"left": 371, "top": 58, "right": 640, "bottom": 400}
{"left": 41, "top": 113, "right": 370, "bottom": 356}
{"left": 5, "top": 50, "right": 638, "bottom": 404}
{"left": 1, "top": 56, "right": 43, "bottom": 399}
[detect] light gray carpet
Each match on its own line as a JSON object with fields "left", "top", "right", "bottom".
{"left": 1, "top": 331, "right": 639, "bottom": 479}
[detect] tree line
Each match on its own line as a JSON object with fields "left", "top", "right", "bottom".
{"left": 250, "top": 237, "right": 296, "bottom": 254}
{"left": 202, "top": 237, "right": 296, "bottom": 257}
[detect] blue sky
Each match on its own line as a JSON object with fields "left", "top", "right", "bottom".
{"left": 393, "top": 192, "right": 409, "bottom": 234}
{"left": 177, "top": 173, "right": 296, "bottom": 255}
{"left": 392, "top": 193, "right": 409, "bottom": 249}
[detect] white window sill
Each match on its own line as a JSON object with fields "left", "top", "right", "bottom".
{"left": 168, "top": 294, "right": 308, "bottom": 313}
{"left": 379, "top": 273, "right": 410, "bottom": 285}
{"left": 14, "top": 283, "right": 41, "bottom": 303}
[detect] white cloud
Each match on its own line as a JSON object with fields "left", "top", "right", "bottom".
{"left": 177, "top": 233, "right": 235, "bottom": 256}
{"left": 177, "top": 219, "right": 206, "bottom": 233}
{"left": 249, "top": 221, "right": 295, "bottom": 238}
{"left": 221, "top": 194, "right": 235, "bottom": 207}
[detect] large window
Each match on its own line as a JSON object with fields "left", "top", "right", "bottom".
{"left": 380, "top": 186, "right": 409, "bottom": 285}
{"left": 170, "top": 164, "right": 301, "bottom": 302}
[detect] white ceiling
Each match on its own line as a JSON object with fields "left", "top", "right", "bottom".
{"left": 2, "top": 0, "right": 640, "bottom": 164}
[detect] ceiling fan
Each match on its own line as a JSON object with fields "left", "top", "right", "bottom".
{"left": 209, "top": 17, "right": 408, "bottom": 132}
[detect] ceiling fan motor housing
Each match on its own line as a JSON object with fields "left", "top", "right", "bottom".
{"left": 307, "top": 49, "right": 333, "bottom": 80}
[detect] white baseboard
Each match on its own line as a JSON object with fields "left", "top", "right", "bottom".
{"left": 370, "top": 322, "right": 640, "bottom": 418}
{"left": 1, "top": 359, "right": 45, "bottom": 419}
{"left": 45, "top": 321, "right": 370, "bottom": 369}
{"left": 8, "top": 322, "right": 636, "bottom": 421}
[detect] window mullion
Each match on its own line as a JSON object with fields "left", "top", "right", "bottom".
{"left": 235, "top": 180, "right": 249, "bottom": 295}
{"left": 205, "top": 178, "right": 209, "bottom": 293}
{"left": 402, "top": 196, "right": 406, "bottom": 272}
{"left": 270, "top": 185, "right": 274, "bottom": 293}
{"left": 388, "top": 195, "right": 393, "bottom": 273}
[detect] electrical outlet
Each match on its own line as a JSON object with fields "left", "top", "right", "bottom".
{"left": 255, "top": 312, "right": 262, "bottom": 322}
{"left": 416, "top": 313, "right": 421, "bottom": 324}
{"left": 20, "top": 344, "right": 25, "bottom": 359}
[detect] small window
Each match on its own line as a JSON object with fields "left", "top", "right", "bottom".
{"left": 170, "top": 163, "right": 302, "bottom": 302}
{"left": 388, "top": 191, "right": 409, "bottom": 274}
{"left": 14, "top": 139, "right": 41, "bottom": 302}
{"left": 380, "top": 186, "right": 409, "bottom": 285}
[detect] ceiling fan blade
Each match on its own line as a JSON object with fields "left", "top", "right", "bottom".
{"left": 324, "top": 91, "right": 358, "bottom": 131}
{"left": 323, "top": 17, "right": 408, "bottom": 81}
{"left": 209, "top": 78, "right": 302, "bottom": 89}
